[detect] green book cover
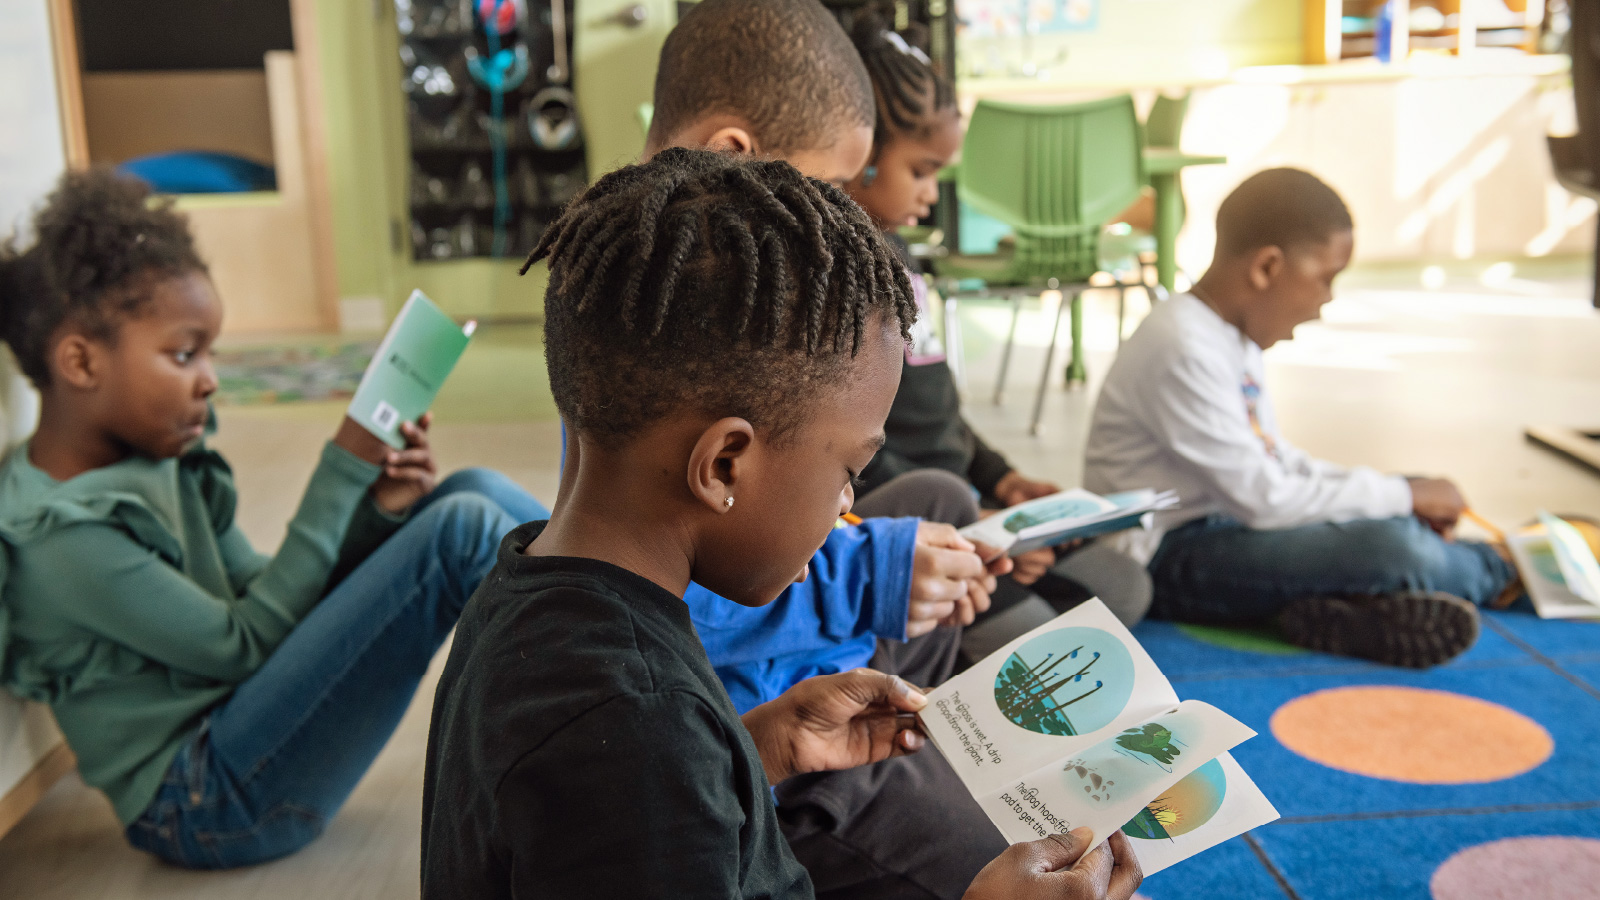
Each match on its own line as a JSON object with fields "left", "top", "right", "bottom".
{"left": 348, "top": 290, "right": 475, "bottom": 449}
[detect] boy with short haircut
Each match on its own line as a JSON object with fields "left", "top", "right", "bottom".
{"left": 1085, "top": 168, "right": 1516, "bottom": 668}
{"left": 421, "top": 148, "right": 1141, "bottom": 900}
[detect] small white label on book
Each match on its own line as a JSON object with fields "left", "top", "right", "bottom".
{"left": 372, "top": 401, "right": 400, "bottom": 431}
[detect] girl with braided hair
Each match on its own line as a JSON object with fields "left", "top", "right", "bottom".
{"left": 0, "top": 168, "right": 546, "bottom": 868}
{"left": 421, "top": 147, "right": 1141, "bottom": 900}
{"left": 843, "top": 18, "right": 1156, "bottom": 630}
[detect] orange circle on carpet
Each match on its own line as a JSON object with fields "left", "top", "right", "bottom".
{"left": 1270, "top": 686, "right": 1552, "bottom": 783}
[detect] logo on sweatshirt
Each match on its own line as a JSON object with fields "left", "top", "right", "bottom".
{"left": 1241, "top": 376, "right": 1280, "bottom": 460}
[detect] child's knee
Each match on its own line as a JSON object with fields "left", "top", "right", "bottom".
{"left": 434, "top": 467, "right": 508, "bottom": 499}
{"left": 1347, "top": 518, "right": 1449, "bottom": 583}
{"left": 422, "top": 493, "right": 516, "bottom": 565}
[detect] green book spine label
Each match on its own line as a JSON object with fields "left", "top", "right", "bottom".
{"left": 348, "top": 290, "right": 473, "bottom": 448}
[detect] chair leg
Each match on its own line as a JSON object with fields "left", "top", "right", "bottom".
{"left": 1030, "top": 287, "right": 1071, "bottom": 436}
{"left": 943, "top": 295, "right": 966, "bottom": 391}
{"left": 1116, "top": 283, "right": 1127, "bottom": 349}
{"left": 993, "top": 292, "right": 1023, "bottom": 405}
{"left": 1065, "top": 290, "right": 1087, "bottom": 386}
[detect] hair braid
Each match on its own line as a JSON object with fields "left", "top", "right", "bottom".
{"left": 527, "top": 147, "right": 915, "bottom": 448}
{"left": 849, "top": 16, "right": 958, "bottom": 151}
{"left": 645, "top": 207, "right": 702, "bottom": 337}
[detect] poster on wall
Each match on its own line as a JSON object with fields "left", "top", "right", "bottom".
{"left": 957, "top": 0, "right": 1099, "bottom": 38}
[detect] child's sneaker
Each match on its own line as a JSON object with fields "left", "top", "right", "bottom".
{"left": 1279, "top": 590, "right": 1480, "bottom": 668}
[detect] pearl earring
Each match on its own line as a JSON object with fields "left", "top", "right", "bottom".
{"left": 724, "top": 496, "right": 735, "bottom": 509}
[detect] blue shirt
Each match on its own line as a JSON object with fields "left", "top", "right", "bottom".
{"left": 685, "top": 518, "right": 919, "bottom": 714}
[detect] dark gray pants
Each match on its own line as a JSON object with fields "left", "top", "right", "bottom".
{"left": 776, "top": 470, "right": 1005, "bottom": 900}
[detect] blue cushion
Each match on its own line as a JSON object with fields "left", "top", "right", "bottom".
{"left": 118, "top": 152, "right": 277, "bottom": 194}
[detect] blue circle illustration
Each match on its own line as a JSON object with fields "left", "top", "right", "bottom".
{"left": 993, "top": 627, "right": 1135, "bottom": 736}
{"left": 1004, "top": 497, "right": 1104, "bottom": 534}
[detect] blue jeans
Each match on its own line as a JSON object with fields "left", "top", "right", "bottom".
{"left": 1148, "top": 514, "right": 1516, "bottom": 624}
{"left": 125, "top": 469, "right": 547, "bottom": 869}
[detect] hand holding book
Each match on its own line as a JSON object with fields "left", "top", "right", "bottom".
{"left": 370, "top": 414, "right": 438, "bottom": 513}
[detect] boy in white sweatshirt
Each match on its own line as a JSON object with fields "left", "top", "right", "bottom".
{"left": 1084, "top": 168, "right": 1515, "bottom": 668}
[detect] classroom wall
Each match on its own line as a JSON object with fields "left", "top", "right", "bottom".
{"left": 0, "top": 0, "right": 67, "bottom": 237}
{"left": 957, "top": 0, "right": 1302, "bottom": 80}
{"left": 0, "top": 0, "right": 60, "bottom": 821}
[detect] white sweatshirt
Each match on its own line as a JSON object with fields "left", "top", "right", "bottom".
{"left": 1084, "top": 293, "right": 1413, "bottom": 564}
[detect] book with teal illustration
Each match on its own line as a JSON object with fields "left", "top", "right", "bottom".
{"left": 1507, "top": 512, "right": 1600, "bottom": 619}
{"left": 918, "top": 599, "right": 1278, "bottom": 875}
{"left": 959, "top": 488, "right": 1180, "bottom": 557}
{"left": 348, "top": 290, "right": 476, "bottom": 449}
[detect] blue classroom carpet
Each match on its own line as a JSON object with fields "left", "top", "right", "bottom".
{"left": 1127, "top": 611, "right": 1600, "bottom": 900}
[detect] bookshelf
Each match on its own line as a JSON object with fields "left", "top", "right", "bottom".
{"left": 1305, "top": 0, "right": 1548, "bottom": 64}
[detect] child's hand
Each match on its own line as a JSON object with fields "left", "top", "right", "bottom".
{"left": 371, "top": 413, "right": 438, "bottom": 514}
{"left": 333, "top": 415, "right": 392, "bottom": 465}
{"left": 1408, "top": 476, "right": 1466, "bottom": 540}
{"left": 962, "top": 829, "right": 1143, "bottom": 900}
{"left": 1010, "top": 547, "right": 1056, "bottom": 586}
{"left": 909, "top": 524, "right": 1002, "bottom": 636}
{"left": 742, "top": 669, "right": 927, "bottom": 784}
{"left": 993, "top": 471, "right": 1061, "bottom": 508}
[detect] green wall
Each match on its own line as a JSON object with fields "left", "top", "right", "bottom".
{"left": 958, "top": 0, "right": 1303, "bottom": 80}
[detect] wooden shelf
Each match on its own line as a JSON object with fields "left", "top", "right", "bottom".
{"left": 1307, "top": 0, "right": 1547, "bottom": 64}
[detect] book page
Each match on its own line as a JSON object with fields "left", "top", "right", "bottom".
{"left": 959, "top": 489, "right": 1117, "bottom": 551}
{"left": 920, "top": 600, "right": 1178, "bottom": 797}
{"left": 970, "top": 701, "right": 1256, "bottom": 851}
{"left": 1118, "top": 752, "right": 1279, "bottom": 876}
{"left": 1509, "top": 533, "right": 1600, "bottom": 619}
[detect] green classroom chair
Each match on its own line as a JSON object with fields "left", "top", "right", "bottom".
{"left": 1099, "top": 90, "right": 1191, "bottom": 339}
{"left": 934, "top": 95, "right": 1144, "bottom": 435}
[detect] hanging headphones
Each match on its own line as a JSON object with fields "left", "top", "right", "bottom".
{"left": 465, "top": 42, "right": 531, "bottom": 93}
{"left": 475, "top": 0, "right": 528, "bottom": 35}
{"left": 527, "top": 85, "right": 582, "bottom": 153}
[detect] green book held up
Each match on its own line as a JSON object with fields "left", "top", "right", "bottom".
{"left": 348, "top": 290, "right": 476, "bottom": 449}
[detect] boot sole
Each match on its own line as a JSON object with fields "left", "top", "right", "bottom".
{"left": 1279, "top": 591, "right": 1480, "bottom": 669}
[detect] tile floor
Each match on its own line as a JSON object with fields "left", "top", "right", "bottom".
{"left": 3, "top": 260, "right": 1599, "bottom": 897}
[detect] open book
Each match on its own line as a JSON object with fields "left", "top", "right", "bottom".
{"left": 919, "top": 600, "right": 1278, "bottom": 875}
{"left": 1507, "top": 512, "right": 1600, "bottom": 619}
{"left": 959, "top": 489, "right": 1180, "bottom": 557}
{"left": 348, "top": 290, "right": 476, "bottom": 449}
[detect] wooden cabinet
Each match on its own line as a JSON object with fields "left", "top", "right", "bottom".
{"left": 49, "top": 0, "right": 340, "bottom": 334}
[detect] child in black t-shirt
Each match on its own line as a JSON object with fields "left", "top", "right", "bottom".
{"left": 421, "top": 149, "right": 1141, "bottom": 899}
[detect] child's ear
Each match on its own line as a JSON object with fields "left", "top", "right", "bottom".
{"left": 686, "top": 417, "right": 756, "bottom": 514}
{"left": 703, "top": 126, "right": 756, "bottom": 156}
{"left": 1247, "top": 245, "right": 1285, "bottom": 292}
{"left": 52, "top": 332, "right": 104, "bottom": 391}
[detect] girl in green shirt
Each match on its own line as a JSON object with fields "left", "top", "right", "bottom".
{"left": 0, "top": 169, "right": 546, "bottom": 868}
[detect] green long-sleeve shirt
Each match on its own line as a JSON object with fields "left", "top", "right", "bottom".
{"left": 0, "top": 434, "right": 396, "bottom": 824}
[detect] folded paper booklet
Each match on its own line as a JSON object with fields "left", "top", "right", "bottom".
{"left": 918, "top": 599, "right": 1278, "bottom": 875}
{"left": 1507, "top": 512, "right": 1600, "bottom": 619}
{"left": 959, "top": 488, "right": 1181, "bottom": 557}
{"left": 348, "top": 290, "right": 476, "bottom": 449}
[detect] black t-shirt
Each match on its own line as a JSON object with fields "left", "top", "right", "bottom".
{"left": 421, "top": 521, "right": 813, "bottom": 900}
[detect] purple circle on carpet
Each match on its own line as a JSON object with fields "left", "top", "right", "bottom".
{"left": 1430, "top": 836, "right": 1600, "bottom": 899}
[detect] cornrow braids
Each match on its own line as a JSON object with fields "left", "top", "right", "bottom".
{"left": 524, "top": 147, "right": 917, "bottom": 449}
{"left": 0, "top": 168, "right": 207, "bottom": 388}
{"left": 849, "top": 17, "right": 957, "bottom": 151}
